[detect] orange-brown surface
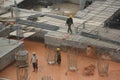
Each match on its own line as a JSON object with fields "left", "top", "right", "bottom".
{"left": 0, "top": 40, "right": 120, "bottom": 80}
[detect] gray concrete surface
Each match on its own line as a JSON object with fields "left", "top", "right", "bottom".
{"left": 0, "top": 38, "right": 24, "bottom": 71}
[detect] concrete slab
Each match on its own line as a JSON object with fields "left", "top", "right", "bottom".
{"left": 75, "top": 0, "right": 120, "bottom": 47}
{"left": 0, "top": 38, "right": 24, "bottom": 71}
{"left": 10, "top": 30, "right": 35, "bottom": 38}
{"left": 0, "top": 0, "right": 24, "bottom": 8}
{"left": 45, "top": 31, "right": 119, "bottom": 51}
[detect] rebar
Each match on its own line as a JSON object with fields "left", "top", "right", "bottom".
{"left": 97, "top": 56, "right": 109, "bottom": 77}
{"left": 46, "top": 44, "right": 58, "bottom": 64}
{"left": 41, "top": 76, "right": 53, "bottom": 80}
{"left": 67, "top": 47, "right": 78, "bottom": 71}
{"left": 16, "top": 50, "right": 28, "bottom": 80}
{"left": 17, "top": 67, "right": 28, "bottom": 80}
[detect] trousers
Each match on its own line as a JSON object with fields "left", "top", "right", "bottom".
{"left": 67, "top": 25, "right": 72, "bottom": 34}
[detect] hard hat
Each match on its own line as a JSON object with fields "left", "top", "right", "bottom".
{"left": 33, "top": 52, "right": 36, "bottom": 55}
{"left": 69, "top": 15, "right": 73, "bottom": 18}
{"left": 56, "top": 48, "right": 60, "bottom": 51}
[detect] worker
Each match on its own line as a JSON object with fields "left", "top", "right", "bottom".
{"left": 55, "top": 48, "right": 61, "bottom": 65}
{"left": 31, "top": 52, "right": 38, "bottom": 72}
{"left": 66, "top": 15, "right": 74, "bottom": 34}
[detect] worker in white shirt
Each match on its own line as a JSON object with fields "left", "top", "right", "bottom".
{"left": 31, "top": 52, "right": 38, "bottom": 72}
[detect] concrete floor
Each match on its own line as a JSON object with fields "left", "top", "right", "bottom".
{"left": 0, "top": 40, "right": 120, "bottom": 80}
{"left": 33, "top": 2, "right": 80, "bottom": 16}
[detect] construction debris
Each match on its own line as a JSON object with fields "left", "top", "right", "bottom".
{"left": 83, "top": 64, "right": 95, "bottom": 76}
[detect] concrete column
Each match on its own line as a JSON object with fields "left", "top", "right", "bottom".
{"left": 79, "top": 0, "right": 86, "bottom": 10}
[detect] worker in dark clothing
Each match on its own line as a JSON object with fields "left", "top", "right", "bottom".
{"left": 31, "top": 52, "right": 38, "bottom": 72}
{"left": 66, "top": 15, "right": 73, "bottom": 34}
{"left": 56, "top": 48, "right": 61, "bottom": 65}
